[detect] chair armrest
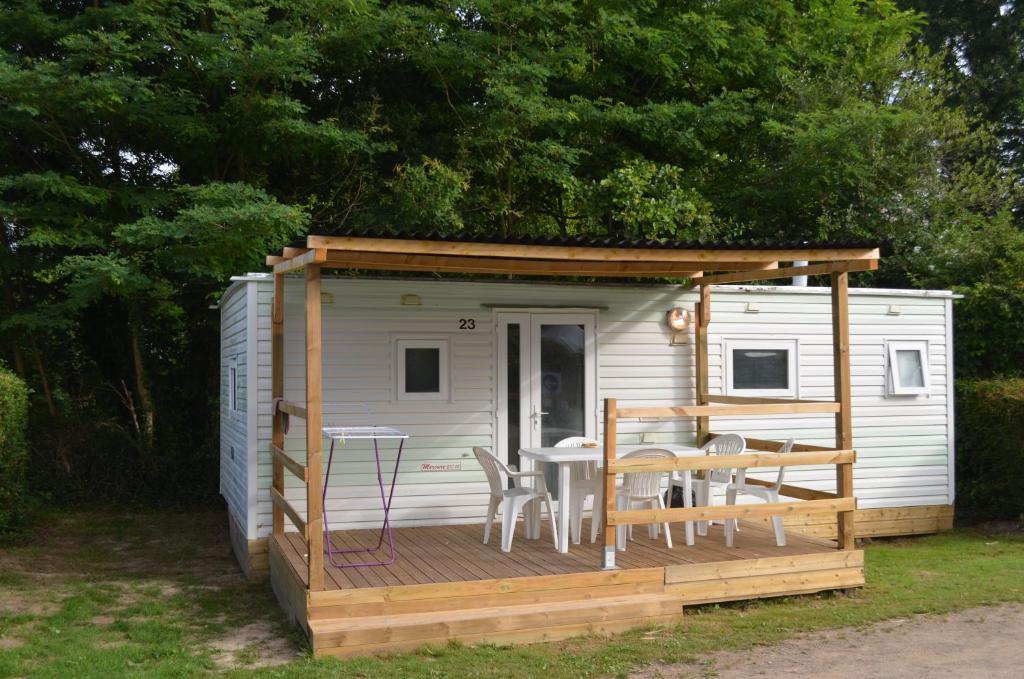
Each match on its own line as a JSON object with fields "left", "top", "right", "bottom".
{"left": 507, "top": 470, "right": 544, "bottom": 478}
{"left": 507, "top": 469, "right": 545, "bottom": 490}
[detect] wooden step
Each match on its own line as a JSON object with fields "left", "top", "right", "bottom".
{"left": 310, "top": 592, "right": 684, "bottom": 656}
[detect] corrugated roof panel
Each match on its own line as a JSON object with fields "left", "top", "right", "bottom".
{"left": 278, "top": 227, "right": 884, "bottom": 255}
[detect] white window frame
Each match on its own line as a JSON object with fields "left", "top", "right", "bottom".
{"left": 228, "top": 356, "right": 240, "bottom": 412}
{"left": 886, "top": 339, "right": 931, "bottom": 396}
{"left": 395, "top": 338, "right": 450, "bottom": 401}
{"left": 724, "top": 338, "right": 799, "bottom": 398}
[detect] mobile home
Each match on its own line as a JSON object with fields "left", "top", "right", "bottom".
{"left": 219, "top": 233, "right": 953, "bottom": 656}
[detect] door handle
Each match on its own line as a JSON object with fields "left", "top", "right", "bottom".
{"left": 531, "top": 410, "right": 548, "bottom": 418}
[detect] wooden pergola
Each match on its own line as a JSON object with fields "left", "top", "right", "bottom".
{"left": 265, "top": 233, "right": 880, "bottom": 590}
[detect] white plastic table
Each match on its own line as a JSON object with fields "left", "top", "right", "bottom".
{"left": 518, "top": 445, "right": 702, "bottom": 554}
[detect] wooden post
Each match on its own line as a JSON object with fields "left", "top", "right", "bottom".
{"left": 694, "top": 285, "right": 711, "bottom": 446}
{"left": 271, "top": 273, "right": 285, "bottom": 536}
{"left": 602, "top": 398, "right": 617, "bottom": 569}
{"left": 831, "top": 271, "right": 855, "bottom": 550}
{"left": 305, "top": 265, "right": 325, "bottom": 590}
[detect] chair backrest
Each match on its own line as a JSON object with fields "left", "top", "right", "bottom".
{"left": 700, "top": 434, "right": 747, "bottom": 484}
{"left": 620, "top": 448, "right": 674, "bottom": 499}
{"left": 771, "top": 438, "right": 795, "bottom": 489}
{"left": 555, "top": 436, "right": 599, "bottom": 481}
{"left": 472, "top": 447, "right": 508, "bottom": 496}
{"left": 734, "top": 438, "right": 794, "bottom": 490}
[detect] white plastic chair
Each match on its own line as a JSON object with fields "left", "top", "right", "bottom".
{"left": 615, "top": 448, "right": 675, "bottom": 549}
{"left": 724, "top": 438, "right": 794, "bottom": 547}
{"left": 473, "top": 447, "right": 559, "bottom": 552}
{"left": 554, "top": 436, "right": 602, "bottom": 544}
{"left": 684, "top": 434, "right": 746, "bottom": 536}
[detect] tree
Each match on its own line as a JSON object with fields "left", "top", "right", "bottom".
{"left": 900, "top": 1, "right": 1024, "bottom": 166}
{"left": 1, "top": 0, "right": 1019, "bottom": 504}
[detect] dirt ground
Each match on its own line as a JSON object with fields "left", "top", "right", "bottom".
{"left": 634, "top": 603, "right": 1024, "bottom": 679}
{"left": 0, "top": 511, "right": 302, "bottom": 670}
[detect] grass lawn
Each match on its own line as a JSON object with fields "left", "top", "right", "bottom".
{"left": 0, "top": 511, "right": 1021, "bottom": 678}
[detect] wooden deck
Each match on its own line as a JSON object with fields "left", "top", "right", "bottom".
{"left": 269, "top": 520, "right": 864, "bottom": 657}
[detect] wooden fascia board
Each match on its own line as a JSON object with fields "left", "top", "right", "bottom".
{"left": 306, "top": 235, "right": 880, "bottom": 265}
{"left": 320, "top": 251, "right": 712, "bottom": 277}
{"left": 690, "top": 258, "right": 879, "bottom": 286}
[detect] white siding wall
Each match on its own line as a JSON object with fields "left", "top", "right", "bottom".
{"left": 702, "top": 287, "right": 952, "bottom": 508}
{"left": 219, "top": 282, "right": 250, "bottom": 531}
{"left": 245, "top": 277, "right": 954, "bottom": 538}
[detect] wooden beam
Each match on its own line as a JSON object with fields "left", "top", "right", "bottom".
{"left": 305, "top": 264, "right": 324, "bottom": 591}
{"left": 278, "top": 400, "right": 308, "bottom": 419}
{"left": 710, "top": 433, "right": 838, "bottom": 453}
{"left": 266, "top": 255, "right": 286, "bottom": 266}
{"left": 699, "top": 284, "right": 711, "bottom": 325}
{"left": 607, "top": 496, "right": 857, "bottom": 526}
{"left": 271, "top": 273, "right": 285, "bottom": 536}
{"left": 271, "top": 443, "right": 308, "bottom": 483}
{"left": 690, "top": 258, "right": 878, "bottom": 287}
{"left": 702, "top": 394, "right": 839, "bottom": 406}
{"left": 615, "top": 402, "right": 841, "bottom": 418}
{"left": 832, "top": 270, "right": 855, "bottom": 551}
{"left": 271, "top": 488, "right": 307, "bottom": 537}
{"left": 739, "top": 477, "right": 840, "bottom": 501}
{"left": 602, "top": 398, "right": 617, "bottom": 569}
{"left": 307, "top": 235, "right": 881, "bottom": 265}
{"left": 321, "top": 251, "right": 711, "bottom": 277}
{"left": 274, "top": 248, "right": 327, "bottom": 274}
{"left": 695, "top": 286, "right": 710, "bottom": 446}
{"left": 283, "top": 247, "right": 309, "bottom": 258}
{"left": 607, "top": 449, "right": 856, "bottom": 473}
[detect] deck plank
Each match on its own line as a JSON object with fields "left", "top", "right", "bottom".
{"left": 278, "top": 519, "right": 836, "bottom": 591}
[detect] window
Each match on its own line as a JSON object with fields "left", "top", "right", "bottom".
{"left": 725, "top": 339, "right": 798, "bottom": 398}
{"left": 228, "top": 357, "right": 240, "bottom": 412}
{"left": 887, "top": 340, "right": 930, "bottom": 395}
{"left": 396, "top": 339, "right": 449, "bottom": 401}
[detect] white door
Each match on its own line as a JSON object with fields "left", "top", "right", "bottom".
{"left": 496, "top": 311, "right": 597, "bottom": 496}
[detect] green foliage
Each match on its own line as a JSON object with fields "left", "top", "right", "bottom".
{"left": 0, "top": 0, "right": 1021, "bottom": 505}
{"left": 0, "top": 365, "right": 31, "bottom": 538}
{"left": 955, "top": 379, "right": 1024, "bottom": 522}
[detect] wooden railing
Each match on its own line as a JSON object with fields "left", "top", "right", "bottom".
{"left": 601, "top": 398, "right": 857, "bottom": 569}
{"left": 271, "top": 398, "right": 310, "bottom": 533}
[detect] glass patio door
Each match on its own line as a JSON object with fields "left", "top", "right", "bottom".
{"left": 496, "top": 312, "right": 597, "bottom": 497}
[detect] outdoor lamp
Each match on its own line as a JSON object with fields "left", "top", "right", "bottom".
{"left": 666, "top": 307, "right": 691, "bottom": 345}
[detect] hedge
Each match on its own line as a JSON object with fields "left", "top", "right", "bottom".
{"left": 955, "top": 378, "right": 1024, "bottom": 522}
{"left": 0, "top": 365, "right": 30, "bottom": 538}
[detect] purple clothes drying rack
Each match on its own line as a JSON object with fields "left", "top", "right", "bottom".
{"left": 321, "top": 426, "right": 408, "bottom": 568}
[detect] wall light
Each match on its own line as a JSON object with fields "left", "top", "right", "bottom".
{"left": 666, "top": 307, "right": 691, "bottom": 345}
{"left": 401, "top": 294, "right": 422, "bottom": 306}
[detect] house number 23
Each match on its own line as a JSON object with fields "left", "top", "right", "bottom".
{"left": 458, "top": 318, "right": 476, "bottom": 330}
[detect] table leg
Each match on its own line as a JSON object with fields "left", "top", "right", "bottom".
{"left": 683, "top": 471, "right": 694, "bottom": 546}
{"left": 557, "top": 463, "right": 571, "bottom": 553}
{"left": 521, "top": 451, "right": 537, "bottom": 540}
